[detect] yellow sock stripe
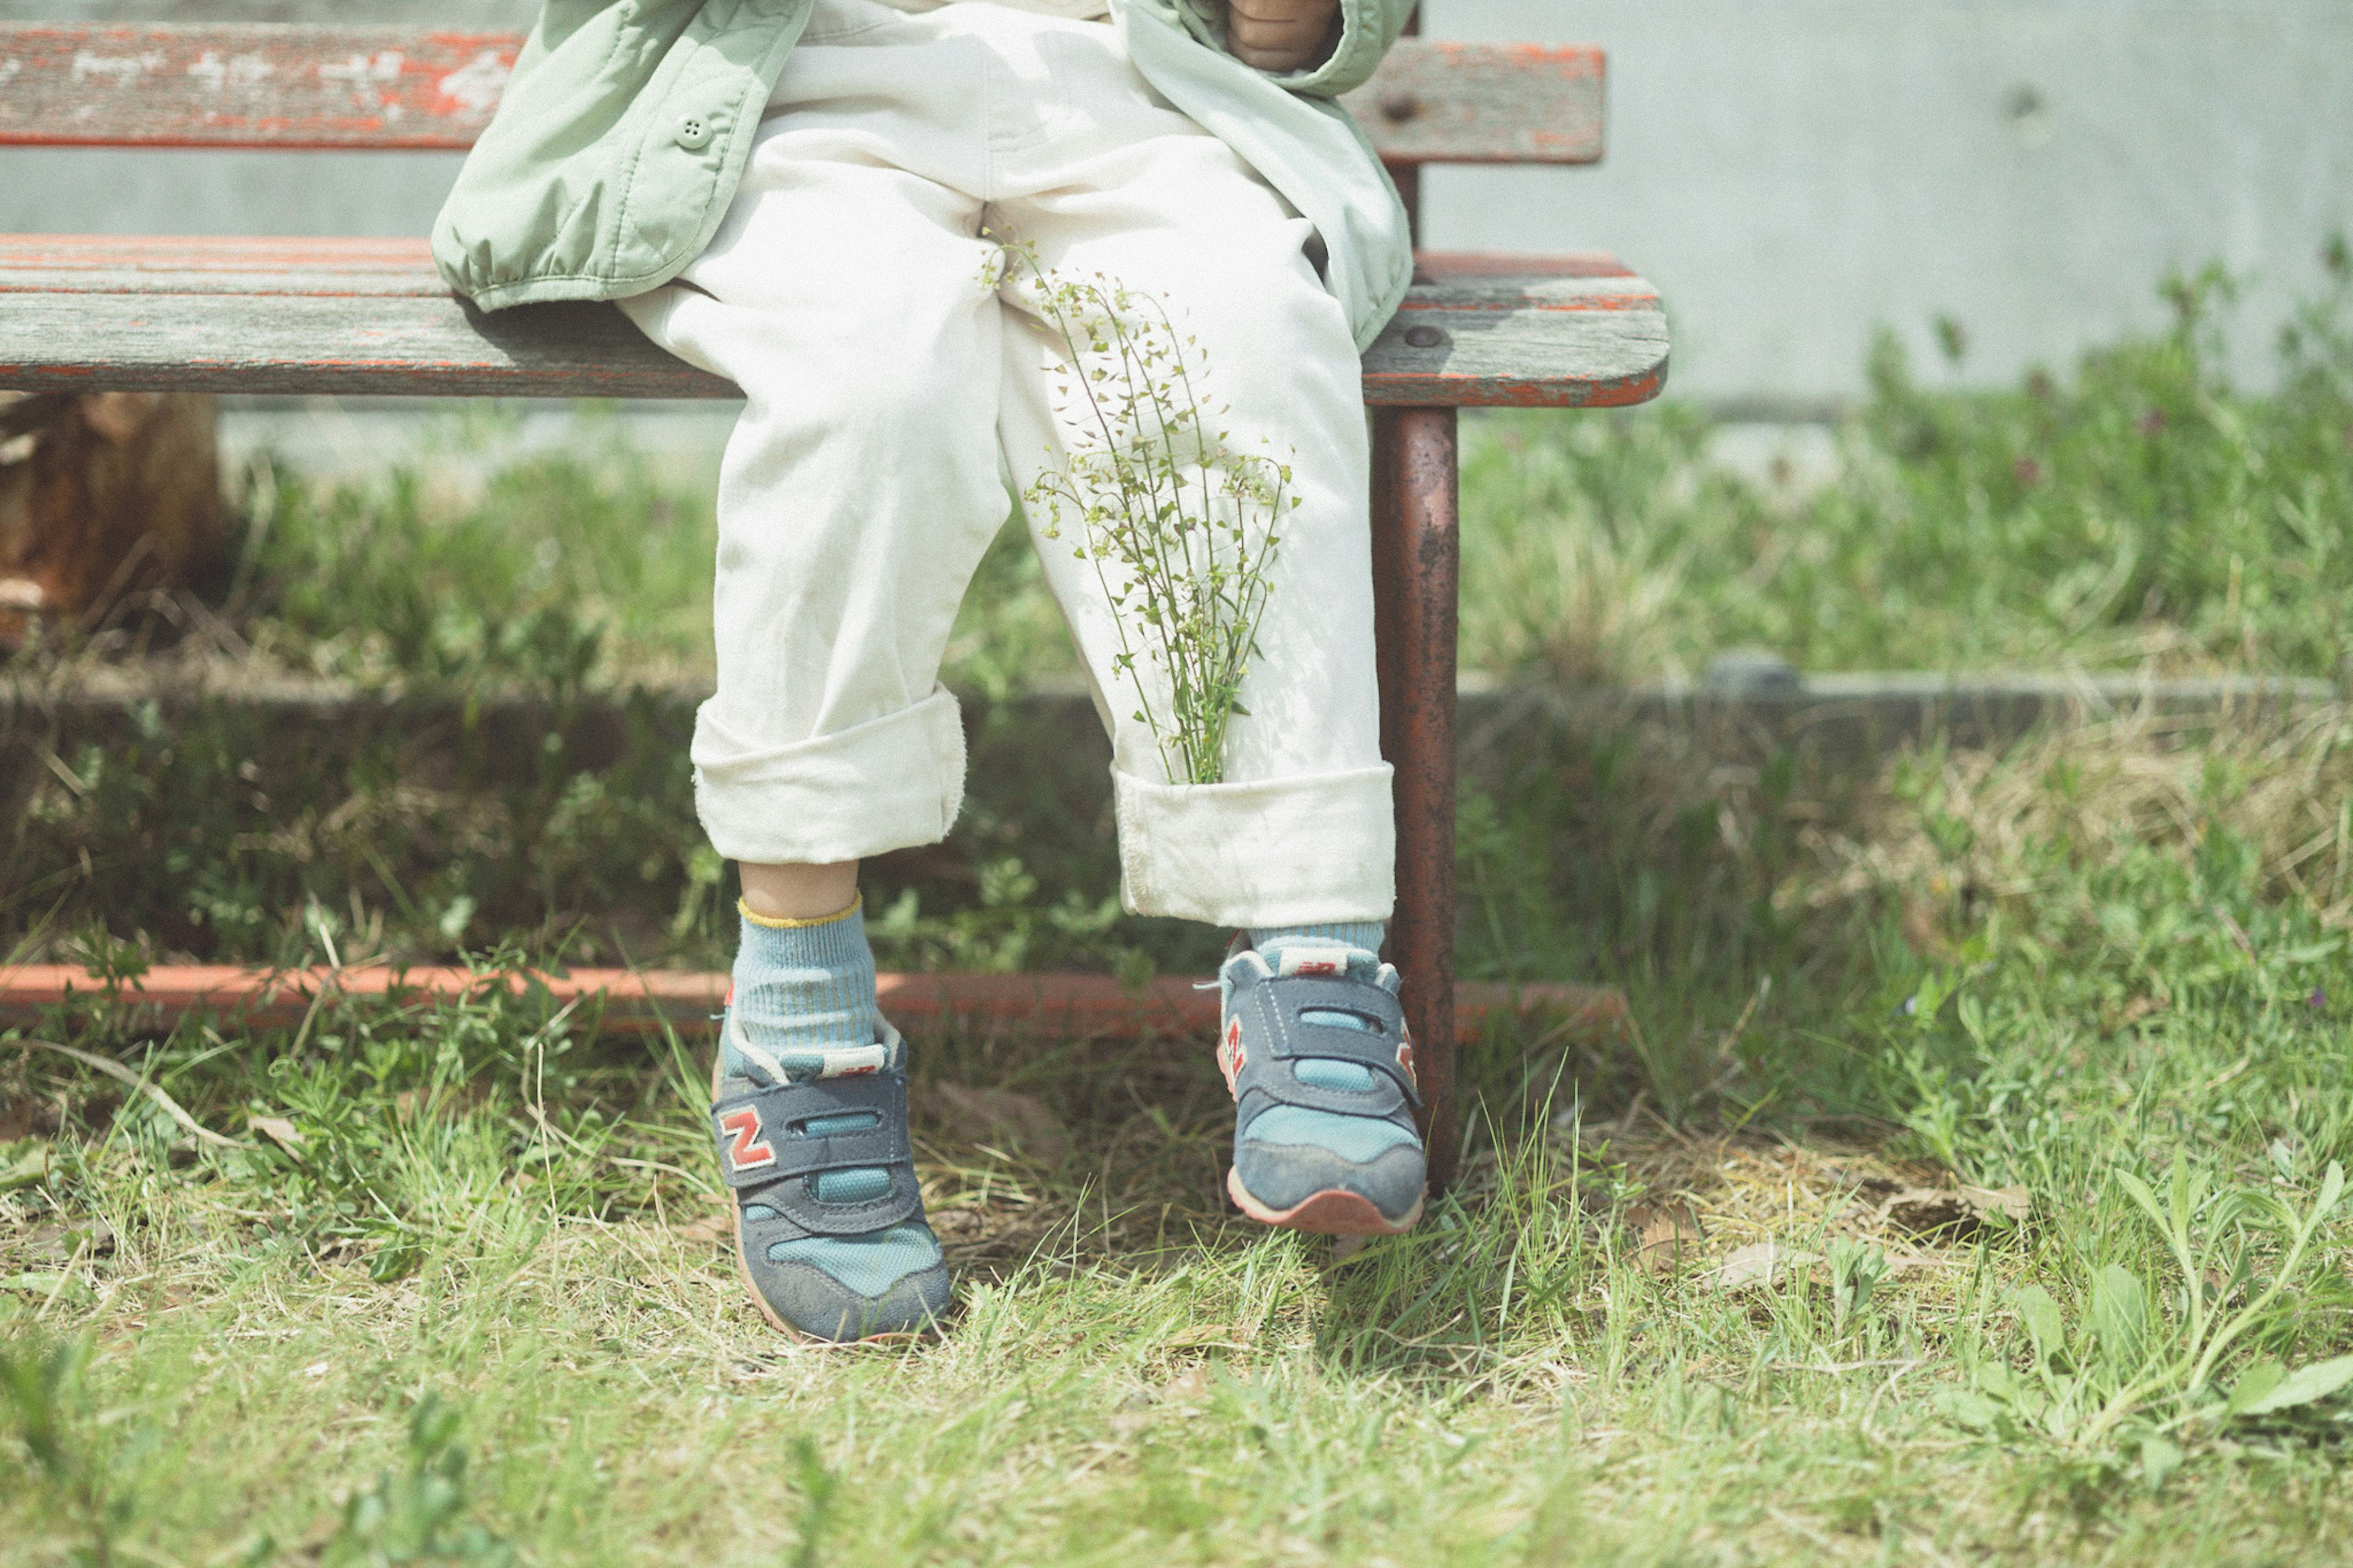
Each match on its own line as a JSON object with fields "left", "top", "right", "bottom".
{"left": 738, "top": 892, "right": 862, "bottom": 931}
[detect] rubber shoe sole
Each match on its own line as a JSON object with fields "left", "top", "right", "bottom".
{"left": 1226, "top": 1166, "right": 1425, "bottom": 1237}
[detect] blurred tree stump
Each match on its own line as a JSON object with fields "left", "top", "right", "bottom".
{"left": 0, "top": 392, "right": 225, "bottom": 645}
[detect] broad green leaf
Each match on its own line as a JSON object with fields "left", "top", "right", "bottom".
{"left": 2014, "top": 1285, "right": 2066, "bottom": 1369}
{"left": 0, "top": 1140, "right": 48, "bottom": 1194}
{"left": 2227, "top": 1360, "right": 2287, "bottom": 1415}
{"left": 2116, "top": 1170, "right": 2166, "bottom": 1232}
{"left": 2315, "top": 1162, "right": 2346, "bottom": 1224}
{"left": 0, "top": 1272, "right": 95, "bottom": 1305}
{"left": 2236, "top": 1355, "right": 2353, "bottom": 1417}
{"left": 1957, "top": 993, "right": 1987, "bottom": 1043}
{"left": 2139, "top": 1433, "right": 2184, "bottom": 1493}
{"left": 1937, "top": 1390, "right": 2006, "bottom": 1433}
{"left": 2090, "top": 1265, "right": 2148, "bottom": 1375}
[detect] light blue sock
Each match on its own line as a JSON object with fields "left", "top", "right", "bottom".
{"left": 727, "top": 895, "right": 896, "bottom": 1211}
{"left": 1250, "top": 921, "right": 1385, "bottom": 968}
{"left": 1240, "top": 921, "right": 1415, "bottom": 1159}
{"left": 725, "top": 895, "right": 881, "bottom": 1080}
{"left": 725, "top": 895, "right": 930, "bottom": 1291}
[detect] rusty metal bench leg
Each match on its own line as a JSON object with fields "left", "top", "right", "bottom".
{"left": 1371, "top": 405, "right": 1461, "bottom": 1194}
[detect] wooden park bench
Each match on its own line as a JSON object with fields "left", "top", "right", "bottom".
{"left": 0, "top": 18, "right": 1667, "bottom": 1190}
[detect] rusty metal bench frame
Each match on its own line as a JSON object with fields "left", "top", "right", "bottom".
{"left": 0, "top": 17, "right": 1667, "bottom": 1190}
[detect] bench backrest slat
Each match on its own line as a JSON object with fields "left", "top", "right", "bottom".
{"left": 0, "top": 24, "right": 1602, "bottom": 165}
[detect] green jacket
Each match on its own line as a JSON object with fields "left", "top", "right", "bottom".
{"left": 432, "top": 0, "right": 1416, "bottom": 350}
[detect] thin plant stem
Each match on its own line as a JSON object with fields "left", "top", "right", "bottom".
{"left": 999, "top": 241, "right": 1292, "bottom": 786}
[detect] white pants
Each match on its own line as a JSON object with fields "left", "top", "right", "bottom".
{"left": 621, "top": 0, "right": 1394, "bottom": 928}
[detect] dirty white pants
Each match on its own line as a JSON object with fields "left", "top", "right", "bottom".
{"left": 621, "top": 0, "right": 1393, "bottom": 928}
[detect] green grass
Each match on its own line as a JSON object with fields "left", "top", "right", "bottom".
{"left": 7, "top": 254, "right": 2353, "bottom": 1562}
{"left": 8, "top": 732, "right": 2353, "bottom": 1563}
{"left": 1461, "top": 253, "right": 2353, "bottom": 682}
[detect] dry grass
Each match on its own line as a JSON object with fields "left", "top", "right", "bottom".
{"left": 1813, "top": 701, "right": 2353, "bottom": 926}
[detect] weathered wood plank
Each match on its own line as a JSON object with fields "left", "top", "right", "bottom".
{"left": 0, "top": 241, "right": 1666, "bottom": 407}
{"left": 0, "top": 25, "right": 516, "bottom": 150}
{"left": 0, "top": 293, "right": 735, "bottom": 400}
{"left": 0, "top": 234, "right": 459, "bottom": 296}
{"left": 1367, "top": 271, "right": 1669, "bottom": 407}
{"left": 0, "top": 237, "right": 1651, "bottom": 296}
{"left": 0, "top": 25, "right": 1602, "bottom": 165}
{"left": 1339, "top": 42, "right": 1604, "bottom": 166}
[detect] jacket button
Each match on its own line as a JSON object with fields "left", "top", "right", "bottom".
{"left": 674, "top": 115, "right": 713, "bottom": 152}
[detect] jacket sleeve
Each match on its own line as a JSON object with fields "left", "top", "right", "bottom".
{"left": 1171, "top": 0, "right": 1414, "bottom": 99}
{"left": 433, "top": 0, "right": 809, "bottom": 309}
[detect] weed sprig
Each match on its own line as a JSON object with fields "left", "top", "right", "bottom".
{"left": 998, "top": 240, "right": 1296, "bottom": 786}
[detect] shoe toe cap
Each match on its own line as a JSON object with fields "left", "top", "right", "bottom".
{"left": 759, "top": 1256, "right": 953, "bottom": 1343}
{"left": 1235, "top": 1138, "right": 1426, "bottom": 1222}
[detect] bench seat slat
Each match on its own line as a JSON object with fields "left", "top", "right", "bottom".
{"left": 0, "top": 235, "right": 479, "bottom": 297}
{"left": 0, "top": 25, "right": 1603, "bottom": 166}
{"left": 0, "top": 238, "right": 1667, "bottom": 408}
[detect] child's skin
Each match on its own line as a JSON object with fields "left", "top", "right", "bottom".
{"left": 1221, "top": 0, "right": 1344, "bottom": 72}
{"left": 737, "top": 0, "right": 1342, "bottom": 925}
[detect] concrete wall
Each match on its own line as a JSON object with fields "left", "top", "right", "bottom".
{"left": 1429, "top": 0, "right": 2353, "bottom": 405}
{"left": 5, "top": 0, "right": 2349, "bottom": 404}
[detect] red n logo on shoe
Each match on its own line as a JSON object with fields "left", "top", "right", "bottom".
{"left": 1217, "top": 1018, "right": 1247, "bottom": 1097}
{"left": 1396, "top": 1042, "right": 1419, "bottom": 1094}
{"left": 720, "top": 1107, "right": 776, "bottom": 1172}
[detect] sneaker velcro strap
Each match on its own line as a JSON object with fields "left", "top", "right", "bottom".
{"left": 1231, "top": 972, "right": 1422, "bottom": 1108}
{"left": 739, "top": 1165, "right": 926, "bottom": 1240}
{"left": 711, "top": 1073, "right": 914, "bottom": 1191}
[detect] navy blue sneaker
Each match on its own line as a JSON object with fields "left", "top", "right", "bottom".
{"left": 710, "top": 1018, "right": 952, "bottom": 1342}
{"left": 1216, "top": 939, "right": 1427, "bottom": 1235}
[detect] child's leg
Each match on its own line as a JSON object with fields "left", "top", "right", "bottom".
{"left": 615, "top": 28, "right": 1012, "bottom": 1333}
{"left": 988, "top": 26, "right": 1422, "bottom": 1232}
{"left": 992, "top": 67, "right": 1390, "bottom": 931}
{"left": 618, "top": 46, "right": 1015, "bottom": 1067}
{"left": 621, "top": 156, "right": 1004, "bottom": 880}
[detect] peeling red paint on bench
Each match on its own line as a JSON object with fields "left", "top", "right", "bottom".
{"left": 0, "top": 25, "right": 517, "bottom": 150}
{"left": 0, "top": 25, "right": 1602, "bottom": 165}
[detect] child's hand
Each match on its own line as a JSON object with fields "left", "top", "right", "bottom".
{"left": 1224, "top": 0, "right": 1340, "bottom": 72}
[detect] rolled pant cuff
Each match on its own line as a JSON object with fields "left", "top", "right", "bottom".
{"left": 695, "top": 686, "right": 966, "bottom": 865}
{"left": 1113, "top": 763, "right": 1396, "bottom": 928}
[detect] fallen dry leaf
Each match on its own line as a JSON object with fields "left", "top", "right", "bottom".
{"left": 917, "top": 1081, "right": 1072, "bottom": 1165}
{"left": 1161, "top": 1364, "right": 1212, "bottom": 1405}
{"left": 1624, "top": 1199, "right": 1707, "bottom": 1273}
{"left": 1965, "top": 1184, "right": 2031, "bottom": 1222}
{"left": 1711, "top": 1240, "right": 1817, "bottom": 1293}
{"left": 1112, "top": 1363, "right": 1215, "bottom": 1437}
{"left": 675, "top": 1213, "right": 730, "bottom": 1245}
{"left": 12, "top": 1219, "right": 113, "bottom": 1265}
{"left": 249, "top": 1115, "right": 306, "bottom": 1152}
